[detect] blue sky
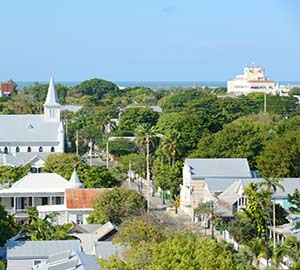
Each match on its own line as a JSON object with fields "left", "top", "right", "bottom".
{"left": 0, "top": 0, "right": 299, "bottom": 81}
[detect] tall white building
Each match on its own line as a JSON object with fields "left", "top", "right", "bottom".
{"left": 0, "top": 78, "right": 64, "bottom": 154}
{"left": 227, "top": 66, "right": 276, "bottom": 95}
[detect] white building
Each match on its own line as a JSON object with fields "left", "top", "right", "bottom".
{"left": 6, "top": 240, "right": 82, "bottom": 270}
{"left": 0, "top": 169, "right": 84, "bottom": 222}
{"left": 218, "top": 178, "right": 300, "bottom": 216}
{"left": 227, "top": 66, "right": 276, "bottom": 95}
{"left": 0, "top": 77, "right": 64, "bottom": 154}
{"left": 179, "top": 158, "right": 252, "bottom": 216}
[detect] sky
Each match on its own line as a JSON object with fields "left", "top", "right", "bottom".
{"left": 0, "top": 0, "right": 299, "bottom": 82}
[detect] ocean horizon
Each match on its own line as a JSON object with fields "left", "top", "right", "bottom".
{"left": 14, "top": 80, "right": 300, "bottom": 89}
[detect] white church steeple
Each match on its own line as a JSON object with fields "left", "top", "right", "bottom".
{"left": 68, "top": 167, "right": 84, "bottom": 189}
{"left": 44, "top": 77, "right": 61, "bottom": 121}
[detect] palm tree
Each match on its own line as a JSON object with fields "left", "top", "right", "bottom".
{"left": 259, "top": 178, "right": 285, "bottom": 252}
{"left": 274, "top": 236, "right": 300, "bottom": 269}
{"left": 246, "top": 238, "right": 268, "bottom": 268}
{"left": 160, "top": 131, "right": 182, "bottom": 166}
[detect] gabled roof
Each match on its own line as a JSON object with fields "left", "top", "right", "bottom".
{"left": 7, "top": 240, "right": 81, "bottom": 259}
{"left": 0, "top": 152, "right": 50, "bottom": 167}
{"left": 0, "top": 115, "right": 60, "bottom": 142}
{"left": 0, "top": 173, "right": 69, "bottom": 194}
{"left": 219, "top": 178, "right": 300, "bottom": 205}
{"left": 44, "top": 77, "right": 60, "bottom": 106}
{"left": 31, "top": 250, "right": 99, "bottom": 270}
{"left": 185, "top": 158, "right": 251, "bottom": 179}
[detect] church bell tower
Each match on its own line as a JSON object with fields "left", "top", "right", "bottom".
{"left": 44, "top": 77, "right": 61, "bottom": 121}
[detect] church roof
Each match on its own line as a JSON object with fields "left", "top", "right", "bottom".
{"left": 0, "top": 114, "right": 60, "bottom": 143}
{"left": 44, "top": 77, "right": 60, "bottom": 106}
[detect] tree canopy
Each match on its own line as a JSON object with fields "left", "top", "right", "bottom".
{"left": 87, "top": 187, "right": 146, "bottom": 225}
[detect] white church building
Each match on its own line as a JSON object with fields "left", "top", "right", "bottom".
{"left": 0, "top": 78, "right": 64, "bottom": 155}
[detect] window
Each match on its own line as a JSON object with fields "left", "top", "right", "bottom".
{"left": 39, "top": 146, "right": 43, "bottom": 152}
{"left": 76, "top": 214, "right": 83, "bottom": 224}
{"left": 34, "top": 260, "right": 42, "bottom": 266}
{"left": 4, "top": 147, "right": 8, "bottom": 154}
{"left": 55, "top": 197, "right": 62, "bottom": 204}
{"left": 42, "top": 197, "right": 48, "bottom": 205}
{"left": 16, "top": 146, "right": 20, "bottom": 152}
{"left": 27, "top": 146, "right": 31, "bottom": 152}
{"left": 51, "top": 146, "right": 55, "bottom": 152}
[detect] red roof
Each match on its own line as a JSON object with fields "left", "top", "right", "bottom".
{"left": 66, "top": 189, "right": 107, "bottom": 209}
{"left": 0, "top": 82, "right": 14, "bottom": 94}
{"left": 248, "top": 80, "right": 274, "bottom": 83}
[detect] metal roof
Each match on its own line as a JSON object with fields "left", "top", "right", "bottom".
{"left": 0, "top": 114, "right": 60, "bottom": 143}
{"left": 95, "top": 242, "right": 123, "bottom": 260}
{"left": 0, "top": 152, "right": 50, "bottom": 167}
{"left": 0, "top": 173, "right": 69, "bottom": 194}
{"left": 185, "top": 158, "right": 251, "bottom": 179}
{"left": 7, "top": 240, "right": 81, "bottom": 259}
{"left": 31, "top": 250, "right": 98, "bottom": 270}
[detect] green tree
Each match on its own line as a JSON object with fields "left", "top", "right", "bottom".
{"left": 274, "top": 236, "right": 300, "bottom": 269}
{"left": 109, "top": 138, "right": 137, "bottom": 157}
{"left": 113, "top": 217, "right": 165, "bottom": 247}
{"left": 191, "top": 115, "right": 272, "bottom": 168}
{"left": 0, "top": 204, "right": 18, "bottom": 246}
{"left": 21, "top": 207, "right": 72, "bottom": 240}
{"left": 288, "top": 188, "right": 300, "bottom": 213}
{"left": 77, "top": 78, "right": 120, "bottom": 99}
{"left": 257, "top": 130, "right": 300, "bottom": 177}
{"left": 87, "top": 188, "right": 146, "bottom": 225}
{"left": 0, "top": 165, "right": 30, "bottom": 183}
{"left": 118, "top": 108, "right": 159, "bottom": 132}
{"left": 81, "top": 166, "right": 120, "bottom": 188}
{"left": 153, "top": 161, "right": 182, "bottom": 201}
{"left": 43, "top": 153, "right": 87, "bottom": 179}
{"left": 149, "top": 233, "right": 235, "bottom": 270}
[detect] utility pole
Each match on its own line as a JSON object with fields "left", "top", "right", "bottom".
{"left": 264, "top": 92, "right": 267, "bottom": 113}
{"left": 211, "top": 201, "right": 214, "bottom": 239}
{"left": 106, "top": 141, "right": 109, "bottom": 169}
{"left": 89, "top": 139, "right": 92, "bottom": 167}
{"left": 128, "top": 160, "right": 131, "bottom": 189}
{"left": 75, "top": 130, "right": 79, "bottom": 156}
{"left": 191, "top": 187, "right": 194, "bottom": 224}
{"left": 146, "top": 133, "right": 150, "bottom": 213}
{"left": 273, "top": 201, "right": 276, "bottom": 252}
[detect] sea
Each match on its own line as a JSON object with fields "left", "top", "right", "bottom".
{"left": 15, "top": 81, "right": 300, "bottom": 89}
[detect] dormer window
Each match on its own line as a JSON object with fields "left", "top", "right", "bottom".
{"left": 27, "top": 124, "right": 34, "bottom": 129}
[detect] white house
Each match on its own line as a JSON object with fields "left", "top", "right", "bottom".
{"left": 6, "top": 240, "right": 81, "bottom": 270}
{"left": 0, "top": 77, "right": 64, "bottom": 155}
{"left": 227, "top": 66, "right": 276, "bottom": 95}
{"left": 179, "top": 158, "right": 252, "bottom": 216}
{"left": 218, "top": 178, "right": 300, "bottom": 216}
{"left": 0, "top": 169, "right": 84, "bottom": 222}
{"left": 37, "top": 170, "right": 106, "bottom": 225}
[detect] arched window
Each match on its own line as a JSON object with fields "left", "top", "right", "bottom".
{"left": 51, "top": 146, "right": 55, "bottom": 152}
{"left": 16, "top": 147, "right": 20, "bottom": 153}
{"left": 27, "top": 147, "right": 31, "bottom": 152}
{"left": 39, "top": 146, "right": 43, "bottom": 152}
{"left": 4, "top": 147, "right": 8, "bottom": 154}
